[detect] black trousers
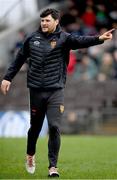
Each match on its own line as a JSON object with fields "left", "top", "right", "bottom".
{"left": 27, "top": 88, "right": 64, "bottom": 168}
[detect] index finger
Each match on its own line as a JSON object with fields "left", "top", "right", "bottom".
{"left": 106, "top": 28, "right": 115, "bottom": 34}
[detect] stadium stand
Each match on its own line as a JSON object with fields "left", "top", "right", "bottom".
{"left": 0, "top": 71, "right": 117, "bottom": 135}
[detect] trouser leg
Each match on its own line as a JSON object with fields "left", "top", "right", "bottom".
{"left": 47, "top": 89, "right": 64, "bottom": 168}
{"left": 27, "top": 89, "right": 46, "bottom": 155}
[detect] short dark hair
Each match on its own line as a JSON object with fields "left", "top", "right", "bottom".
{"left": 40, "top": 8, "right": 60, "bottom": 20}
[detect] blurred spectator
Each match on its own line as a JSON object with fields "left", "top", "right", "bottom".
{"left": 112, "top": 24, "right": 117, "bottom": 48}
{"left": 67, "top": 51, "right": 77, "bottom": 75}
{"left": 112, "top": 49, "right": 117, "bottom": 79}
{"left": 97, "top": 52, "right": 114, "bottom": 81}
{"left": 66, "top": 0, "right": 76, "bottom": 9}
{"left": 80, "top": 3, "right": 97, "bottom": 35}
{"left": 60, "top": 13, "right": 76, "bottom": 30}
{"left": 60, "top": 8, "right": 84, "bottom": 36}
{"left": 9, "top": 29, "right": 27, "bottom": 71}
{"left": 81, "top": 6, "right": 96, "bottom": 27}
{"left": 10, "top": 29, "right": 26, "bottom": 59}
{"left": 95, "top": 4, "right": 110, "bottom": 30}
{"left": 109, "top": 1, "right": 117, "bottom": 24}
{"left": 109, "top": 10, "right": 117, "bottom": 23}
{"left": 74, "top": 55, "right": 98, "bottom": 81}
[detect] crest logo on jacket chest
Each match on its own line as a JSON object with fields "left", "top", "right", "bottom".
{"left": 34, "top": 40, "right": 40, "bottom": 46}
{"left": 50, "top": 39, "right": 57, "bottom": 48}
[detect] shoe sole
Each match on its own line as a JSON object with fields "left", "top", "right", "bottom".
{"left": 48, "top": 173, "right": 59, "bottom": 177}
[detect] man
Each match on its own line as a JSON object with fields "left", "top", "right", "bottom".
{"left": 0, "top": 8, "right": 114, "bottom": 177}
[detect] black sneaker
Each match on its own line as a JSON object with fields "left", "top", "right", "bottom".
{"left": 48, "top": 167, "right": 59, "bottom": 177}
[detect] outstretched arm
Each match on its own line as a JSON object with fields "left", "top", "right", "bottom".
{"left": 65, "top": 28, "right": 115, "bottom": 50}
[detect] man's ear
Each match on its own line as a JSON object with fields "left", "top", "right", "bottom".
{"left": 55, "top": 19, "right": 59, "bottom": 25}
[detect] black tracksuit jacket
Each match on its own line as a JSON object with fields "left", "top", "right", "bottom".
{"left": 3, "top": 26, "right": 104, "bottom": 90}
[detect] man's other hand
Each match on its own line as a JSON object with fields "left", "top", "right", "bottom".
{"left": 1, "top": 80, "right": 11, "bottom": 95}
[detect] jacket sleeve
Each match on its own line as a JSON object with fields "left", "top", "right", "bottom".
{"left": 3, "top": 36, "right": 30, "bottom": 82}
{"left": 65, "top": 34, "right": 104, "bottom": 50}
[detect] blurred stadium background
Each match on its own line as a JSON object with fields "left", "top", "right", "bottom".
{"left": 0, "top": 0, "right": 117, "bottom": 137}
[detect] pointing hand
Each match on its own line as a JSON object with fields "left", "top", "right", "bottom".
{"left": 99, "top": 28, "right": 115, "bottom": 41}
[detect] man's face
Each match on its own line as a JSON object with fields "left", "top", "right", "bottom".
{"left": 41, "top": 14, "right": 59, "bottom": 33}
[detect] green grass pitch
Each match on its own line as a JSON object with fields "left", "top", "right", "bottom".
{"left": 0, "top": 135, "right": 117, "bottom": 179}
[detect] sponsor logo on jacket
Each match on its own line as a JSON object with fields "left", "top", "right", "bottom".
{"left": 34, "top": 40, "right": 40, "bottom": 46}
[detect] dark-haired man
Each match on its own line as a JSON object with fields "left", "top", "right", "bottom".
{"left": 1, "top": 8, "right": 114, "bottom": 177}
